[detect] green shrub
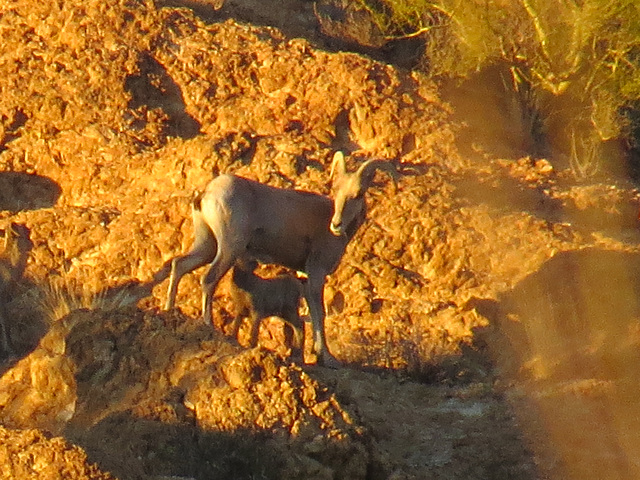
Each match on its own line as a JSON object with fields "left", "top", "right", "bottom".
{"left": 361, "top": 0, "right": 640, "bottom": 176}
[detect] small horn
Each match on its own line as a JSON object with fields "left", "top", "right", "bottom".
{"left": 356, "top": 159, "right": 399, "bottom": 190}
{"left": 329, "top": 151, "right": 346, "bottom": 179}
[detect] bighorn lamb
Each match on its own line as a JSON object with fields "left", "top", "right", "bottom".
{"left": 230, "top": 258, "right": 304, "bottom": 351}
{"left": 165, "top": 151, "right": 397, "bottom": 366}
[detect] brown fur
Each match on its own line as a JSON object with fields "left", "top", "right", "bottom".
{"left": 163, "top": 152, "right": 397, "bottom": 366}
{"left": 230, "top": 259, "right": 304, "bottom": 350}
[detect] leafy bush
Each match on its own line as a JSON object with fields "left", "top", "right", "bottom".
{"left": 359, "top": 0, "right": 640, "bottom": 176}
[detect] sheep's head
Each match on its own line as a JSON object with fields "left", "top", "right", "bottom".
{"left": 329, "top": 152, "right": 398, "bottom": 237}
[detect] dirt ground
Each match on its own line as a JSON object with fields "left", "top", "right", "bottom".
{"left": 1, "top": 0, "right": 640, "bottom": 479}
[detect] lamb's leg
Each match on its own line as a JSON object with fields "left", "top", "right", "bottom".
{"left": 283, "top": 322, "right": 303, "bottom": 357}
{"left": 282, "top": 304, "right": 303, "bottom": 352}
{"left": 230, "top": 313, "right": 243, "bottom": 342}
{"left": 248, "top": 312, "right": 261, "bottom": 347}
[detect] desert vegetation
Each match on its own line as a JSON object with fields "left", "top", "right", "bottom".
{"left": 352, "top": 0, "right": 640, "bottom": 176}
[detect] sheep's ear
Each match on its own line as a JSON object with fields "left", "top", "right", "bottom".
{"left": 329, "top": 151, "right": 347, "bottom": 180}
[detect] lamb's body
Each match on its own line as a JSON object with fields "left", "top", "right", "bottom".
{"left": 164, "top": 152, "right": 397, "bottom": 367}
{"left": 230, "top": 260, "right": 304, "bottom": 349}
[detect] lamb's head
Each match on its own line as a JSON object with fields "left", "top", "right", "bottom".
{"left": 329, "top": 152, "right": 398, "bottom": 237}
{"left": 235, "top": 257, "right": 258, "bottom": 272}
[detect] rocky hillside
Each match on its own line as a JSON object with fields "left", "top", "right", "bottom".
{"left": 0, "top": 0, "right": 640, "bottom": 479}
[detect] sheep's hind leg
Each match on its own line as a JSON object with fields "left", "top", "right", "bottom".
{"left": 166, "top": 246, "right": 215, "bottom": 310}
{"left": 201, "top": 251, "right": 236, "bottom": 327}
{"left": 165, "top": 211, "right": 216, "bottom": 310}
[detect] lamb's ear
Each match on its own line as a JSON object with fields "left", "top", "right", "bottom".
{"left": 237, "top": 257, "right": 258, "bottom": 271}
{"left": 329, "top": 151, "right": 347, "bottom": 180}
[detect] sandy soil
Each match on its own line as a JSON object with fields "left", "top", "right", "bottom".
{"left": 0, "top": 0, "right": 640, "bottom": 479}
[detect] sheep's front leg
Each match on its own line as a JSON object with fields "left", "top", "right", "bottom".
{"left": 306, "top": 275, "right": 340, "bottom": 368}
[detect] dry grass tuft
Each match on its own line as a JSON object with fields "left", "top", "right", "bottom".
{"left": 39, "top": 277, "right": 142, "bottom": 325}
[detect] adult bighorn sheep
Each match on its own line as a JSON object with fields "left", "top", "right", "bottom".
{"left": 164, "top": 151, "right": 397, "bottom": 367}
